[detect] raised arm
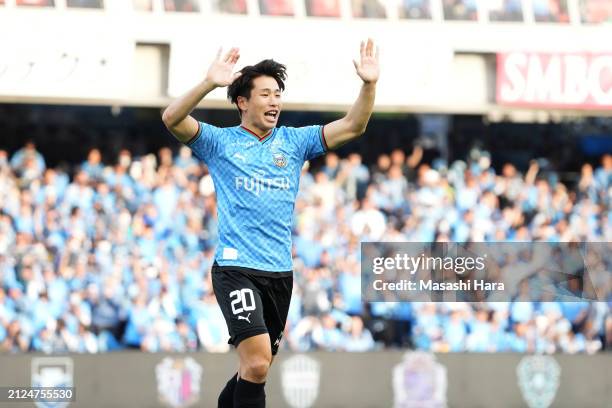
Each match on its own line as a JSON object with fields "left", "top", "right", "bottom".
{"left": 323, "top": 39, "right": 380, "bottom": 150}
{"left": 162, "top": 47, "right": 242, "bottom": 143}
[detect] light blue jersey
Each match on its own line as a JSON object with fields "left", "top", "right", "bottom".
{"left": 186, "top": 123, "right": 327, "bottom": 272}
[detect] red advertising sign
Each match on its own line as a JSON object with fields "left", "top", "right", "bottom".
{"left": 497, "top": 52, "right": 612, "bottom": 110}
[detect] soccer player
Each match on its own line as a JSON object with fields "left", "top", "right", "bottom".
{"left": 162, "top": 39, "right": 379, "bottom": 407}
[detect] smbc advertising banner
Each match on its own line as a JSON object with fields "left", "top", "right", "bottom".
{"left": 0, "top": 352, "right": 610, "bottom": 407}
{"left": 497, "top": 51, "right": 612, "bottom": 110}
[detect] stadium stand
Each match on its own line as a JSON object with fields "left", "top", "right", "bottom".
{"left": 4, "top": 0, "right": 611, "bottom": 24}
{"left": 1, "top": 139, "right": 609, "bottom": 353}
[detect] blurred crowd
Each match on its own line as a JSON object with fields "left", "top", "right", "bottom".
{"left": 0, "top": 138, "right": 610, "bottom": 354}
{"left": 533, "top": 0, "right": 569, "bottom": 23}
{"left": 443, "top": 0, "right": 477, "bottom": 21}
{"left": 12, "top": 0, "right": 103, "bottom": 7}
{"left": 488, "top": 0, "right": 523, "bottom": 22}
{"left": 399, "top": 0, "right": 431, "bottom": 19}
{"left": 164, "top": 0, "right": 247, "bottom": 13}
{"left": 6, "top": 0, "right": 611, "bottom": 24}
{"left": 580, "top": 0, "right": 612, "bottom": 23}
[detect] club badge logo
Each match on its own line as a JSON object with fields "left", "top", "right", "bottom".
{"left": 155, "top": 357, "right": 203, "bottom": 408}
{"left": 31, "top": 357, "right": 73, "bottom": 408}
{"left": 392, "top": 352, "right": 447, "bottom": 408}
{"left": 517, "top": 355, "right": 561, "bottom": 408}
{"left": 273, "top": 153, "right": 287, "bottom": 168}
{"left": 281, "top": 354, "right": 320, "bottom": 408}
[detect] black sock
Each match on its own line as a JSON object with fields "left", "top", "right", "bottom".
{"left": 218, "top": 373, "right": 238, "bottom": 408}
{"left": 233, "top": 378, "right": 266, "bottom": 408}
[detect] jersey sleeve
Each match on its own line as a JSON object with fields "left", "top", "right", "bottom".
{"left": 293, "top": 125, "right": 328, "bottom": 162}
{"left": 183, "top": 121, "right": 222, "bottom": 164}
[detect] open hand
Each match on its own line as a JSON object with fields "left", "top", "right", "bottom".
{"left": 205, "top": 47, "right": 242, "bottom": 87}
{"left": 353, "top": 39, "right": 380, "bottom": 84}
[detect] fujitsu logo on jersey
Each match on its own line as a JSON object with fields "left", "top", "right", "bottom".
{"left": 235, "top": 170, "right": 290, "bottom": 196}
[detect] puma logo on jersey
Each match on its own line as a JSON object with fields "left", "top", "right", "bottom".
{"left": 238, "top": 313, "right": 251, "bottom": 324}
{"left": 232, "top": 152, "right": 247, "bottom": 162}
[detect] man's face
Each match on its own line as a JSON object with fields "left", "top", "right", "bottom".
{"left": 88, "top": 149, "right": 101, "bottom": 164}
{"left": 239, "top": 75, "right": 282, "bottom": 131}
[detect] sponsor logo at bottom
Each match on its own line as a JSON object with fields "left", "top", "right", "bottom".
{"left": 155, "top": 357, "right": 203, "bottom": 408}
{"left": 281, "top": 354, "right": 320, "bottom": 408}
{"left": 517, "top": 355, "right": 560, "bottom": 408}
{"left": 392, "top": 352, "right": 447, "bottom": 407}
{"left": 31, "top": 357, "right": 74, "bottom": 408}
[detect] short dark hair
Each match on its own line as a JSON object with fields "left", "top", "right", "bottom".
{"left": 227, "top": 59, "right": 287, "bottom": 117}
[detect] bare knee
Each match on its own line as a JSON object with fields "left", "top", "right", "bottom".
{"left": 241, "top": 356, "right": 271, "bottom": 382}
{"left": 236, "top": 333, "right": 273, "bottom": 383}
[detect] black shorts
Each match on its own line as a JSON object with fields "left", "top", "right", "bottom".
{"left": 211, "top": 263, "right": 293, "bottom": 355}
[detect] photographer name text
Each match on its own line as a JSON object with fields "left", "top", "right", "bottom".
{"left": 372, "top": 279, "right": 504, "bottom": 292}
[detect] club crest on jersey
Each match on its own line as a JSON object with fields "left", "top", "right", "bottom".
{"left": 273, "top": 153, "right": 287, "bottom": 168}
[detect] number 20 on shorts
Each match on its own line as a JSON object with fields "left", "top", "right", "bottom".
{"left": 230, "top": 288, "right": 256, "bottom": 314}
